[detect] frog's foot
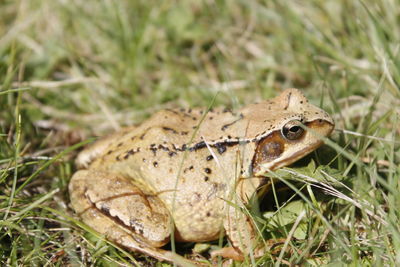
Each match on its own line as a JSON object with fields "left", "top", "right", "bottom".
{"left": 210, "top": 247, "right": 244, "bottom": 261}
{"left": 211, "top": 245, "right": 266, "bottom": 261}
{"left": 69, "top": 170, "right": 199, "bottom": 266}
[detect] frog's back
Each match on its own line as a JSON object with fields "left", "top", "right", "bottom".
{"left": 83, "top": 109, "right": 192, "bottom": 166}
{"left": 83, "top": 108, "right": 253, "bottom": 242}
{"left": 87, "top": 107, "right": 251, "bottom": 192}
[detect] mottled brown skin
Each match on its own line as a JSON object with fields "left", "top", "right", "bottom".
{"left": 69, "top": 89, "right": 334, "bottom": 264}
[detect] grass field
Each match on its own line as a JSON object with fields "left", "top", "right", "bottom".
{"left": 1, "top": 0, "right": 399, "bottom": 266}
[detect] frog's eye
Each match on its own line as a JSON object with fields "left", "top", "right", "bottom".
{"left": 282, "top": 120, "right": 304, "bottom": 140}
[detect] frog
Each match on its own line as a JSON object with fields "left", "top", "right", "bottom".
{"left": 68, "top": 88, "right": 334, "bottom": 265}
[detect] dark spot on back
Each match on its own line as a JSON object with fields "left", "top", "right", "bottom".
{"left": 123, "top": 148, "right": 139, "bottom": 159}
{"left": 221, "top": 114, "right": 244, "bottom": 131}
{"left": 215, "top": 143, "right": 226, "bottom": 154}
{"left": 153, "top": 161, "right": 158, "bottom": 167}
{"left": 150, "top": 147, "right": 157, "bottom": 156}
{"left": 206, "top": 155, "right": 213, "bottom": 161}
{"left": 162, "top": 127, "right": 178, "bottom": 134}
{"left": 129, "top": 148, "right": 138, "bottom": 154}
{"left": 158, "top": 144, "right": 170, "bottom": 151}
{"left": 184, "top": 165, "right": 194, "bottom": 173}
{"left": 190, "top": 141, "right": 207, "bottom": 151}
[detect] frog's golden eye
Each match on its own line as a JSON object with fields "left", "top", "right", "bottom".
{"left": 282, "top": 120, "right": 304, "bottom": 140}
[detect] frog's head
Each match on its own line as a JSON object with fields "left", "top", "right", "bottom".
{"left": 251, "top": 89, "right": 334, "bottom": 176}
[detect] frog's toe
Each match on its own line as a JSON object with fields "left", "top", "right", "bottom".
{"left": 210, "top": 247, "right": 244, "bottom": 261}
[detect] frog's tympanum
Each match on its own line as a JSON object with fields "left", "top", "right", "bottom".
{"left": 69, "top": 89, "right": 334, "bottom": 264}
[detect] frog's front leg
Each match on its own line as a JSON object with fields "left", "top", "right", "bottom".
{"left": 212, "top": 177, "right": 265, "bottom": 261}
{"left": 69, "top": 169, "right": 191, "bottom": 264}
{"left": 215, "top": 197, "right": 263, "bottom": 261}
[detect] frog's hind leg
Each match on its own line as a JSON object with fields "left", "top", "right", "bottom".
{"left": 69, "top": 169, "right": 196, "bottom": 265}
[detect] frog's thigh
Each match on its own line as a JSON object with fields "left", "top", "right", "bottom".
{"left": 69, "top": 169, "right": 171, "bottom": 248}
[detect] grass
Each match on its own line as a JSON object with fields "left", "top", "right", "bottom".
{"left": 1, "top": 0, "right": 399, "bottom": 266}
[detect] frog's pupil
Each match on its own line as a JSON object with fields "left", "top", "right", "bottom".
{"left": 282, "top": 120, "right": 304, "bottom": 140}
{"left": 290, "top": 126, "right": 300, "bottom": 133}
